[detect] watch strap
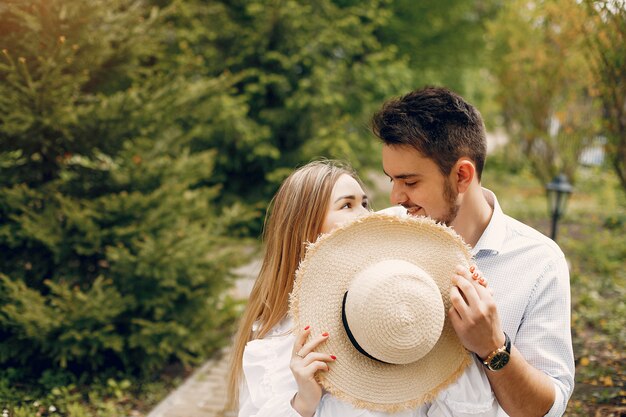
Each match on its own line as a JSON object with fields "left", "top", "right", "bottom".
{"left": 476, "top": 332, "right": 511, "bottom": 367}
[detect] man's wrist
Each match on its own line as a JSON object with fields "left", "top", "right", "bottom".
{"left": 477, "top": 332, "right": 512, "bottom": 372}
{"left": 477, "top": 331, "right": 507, "bottom": 360}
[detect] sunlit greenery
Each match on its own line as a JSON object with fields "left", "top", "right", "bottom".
{"left": 1, "top": 0, "right": 624, "bottom": 415}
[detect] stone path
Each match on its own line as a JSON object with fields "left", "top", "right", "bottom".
{"left": 146, "top": 259, "right": 261, "bottom": 417}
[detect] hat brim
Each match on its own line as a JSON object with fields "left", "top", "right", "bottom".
{"left": 289, "top": 213, "right": 473, "bottom": 413}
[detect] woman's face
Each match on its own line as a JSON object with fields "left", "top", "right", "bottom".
{"left": 320, "top": 174, "right": 370, "bottom": 234}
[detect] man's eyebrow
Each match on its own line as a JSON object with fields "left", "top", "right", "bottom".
{"left": 383, "top": 170, "right": 420, "bottom": 180}
{"left": 334, "top": 194, "right": 368, "bottom": 204}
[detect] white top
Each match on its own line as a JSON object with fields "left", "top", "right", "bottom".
{"left": 471, "top": 189, "right": 575, "bottom": 416}
{"left": 238, "top": 317, "right": 499, "bottom": 417}
{"left": 380, "top": 190, "right": 575, "bottom": 416}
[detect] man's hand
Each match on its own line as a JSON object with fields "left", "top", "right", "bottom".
{"left": 449, "top": 264, "right": 505, "bottom": 359}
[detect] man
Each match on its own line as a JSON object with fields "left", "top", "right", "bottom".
{"left": 372, "top": 86, "right": 574, "bottom": 417}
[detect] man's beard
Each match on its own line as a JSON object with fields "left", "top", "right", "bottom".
{"left": 438, "top": 179, "right": 460, "bottom": 226}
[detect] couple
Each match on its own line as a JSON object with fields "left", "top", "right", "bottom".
{"left": 226, "top": 87, "right": 575, "bottom": 417}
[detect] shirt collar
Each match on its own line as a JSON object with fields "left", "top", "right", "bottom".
{"left": 471, "top": 188, "right": 507, "bottom": 256}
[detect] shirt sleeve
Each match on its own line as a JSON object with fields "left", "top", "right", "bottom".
{"left": 515, "top": 255, "right": 575, "bottom": 417}
{"left": 238, "top": 332, "right": 305, "bottom": 417}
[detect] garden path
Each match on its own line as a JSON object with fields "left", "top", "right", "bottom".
{"left": 146, "top": 259, "right": 260, "bottom": 417}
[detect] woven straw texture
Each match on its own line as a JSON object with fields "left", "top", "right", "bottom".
{"left": 289, "top": 213, "right": 473, "bottom": 412}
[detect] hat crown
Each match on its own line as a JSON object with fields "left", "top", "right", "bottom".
{"left": 344, "top": 259, "right": 445, "bottom": 365}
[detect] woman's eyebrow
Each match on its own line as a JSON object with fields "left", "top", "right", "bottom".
{"left": 334, "top": 194, "right": 368, "bottom": 204}
{"left": 334, "top": 195, "right": 355, "bottom": 203}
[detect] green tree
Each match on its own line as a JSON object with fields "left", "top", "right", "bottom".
{"left": 155, "top": 0, "right": 414, "bottom": 215}
{"left": 378, "top": 0, "right": 502, "bottom": 113}
{"left": 582, "top": 0, "right": 626, "bottom": 192}
{"left": 0, "top": 0, "right": 246, "bottom": 386}
{"left": 487, "top": 0, "right": 600, "bottom": 183}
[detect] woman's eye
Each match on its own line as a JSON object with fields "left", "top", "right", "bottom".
{"left": 362, "top": 201, "right": 369, "bottom": 208}
{"left": 341, "top": 203, "right": 352, "bottom": 209}
{"left": 405, "top": 181, "right": 417, "bottom": 187}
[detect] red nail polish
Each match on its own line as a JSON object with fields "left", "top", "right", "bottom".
{"left": 469, "top": 266, "right": 476, "bottom": 273}
{"left": 304, "top": 325, "right": 310, "bottom": 331}
{"left": 472, "top": 272, "right": 479, "bottom": 279}
{"left": 330, "top": 355, "right": 337, "bottom": 360}
{"left": 322, "top": 332, "right": 329, "bottom": 337}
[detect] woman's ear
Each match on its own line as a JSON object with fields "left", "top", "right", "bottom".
{"left": 453, "top": 159, "right": 476, "bottom": 194}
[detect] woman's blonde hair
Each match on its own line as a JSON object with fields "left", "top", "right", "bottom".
{"left": 226, "top": 160, "right": 362, "bottom": 411}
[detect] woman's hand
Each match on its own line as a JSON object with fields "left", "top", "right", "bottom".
{"left": 289, "top": 326, "right": 337, "bottom": 417}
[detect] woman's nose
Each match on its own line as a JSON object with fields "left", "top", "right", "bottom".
{"left": 356, "top": 204, "right": 370, "bottom": 216}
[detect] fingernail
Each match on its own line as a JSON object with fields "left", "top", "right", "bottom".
{"left": 469, "top": 265, "right": 476, "bottom": 273}
{"left": 472, "top": 272, "right": 479, "bottom": 279}
{"left": 330, "top": 355, "right": 337, "bottom": 360}
{"left": 322, "top": 332, "right": 329, "bottom": 337}
{"left": 304, "top": 325, "right": 310, "bottom": 331}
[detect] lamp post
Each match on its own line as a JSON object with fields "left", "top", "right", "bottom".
{"left": 546, "top": 174, "right": 573, "bottom": 241}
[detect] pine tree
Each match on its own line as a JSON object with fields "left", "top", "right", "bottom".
{"left": 0, "top": 0, "right": 247, "bottom": 384}
{"left": 154, "top": 0, "right": 414, "bottom": 217}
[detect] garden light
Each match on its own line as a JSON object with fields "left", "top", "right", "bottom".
{"left": 546, "top": 174, "right": 573, "bottom": 241}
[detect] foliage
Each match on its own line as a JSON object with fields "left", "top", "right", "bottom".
{"left": 0, "top": 0, "right": 247, "bottom": 390}
{"left": 152, "top": 0, "right": 414, "bottom": 218}
{"left": 580, "top": 0, "right": 626, "bottom": 192}
{"left": 378, "top": 0, "right": 502, "bottom": 115}
{"left": 486, "top": 0, "right": 601, "bottom": 185}
{"left": 1, "top": 374, "right": 176, "bottom": 417}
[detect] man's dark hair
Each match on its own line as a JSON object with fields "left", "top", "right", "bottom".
{"left": 372, "top": 86, "right": 487, "bottom": 180}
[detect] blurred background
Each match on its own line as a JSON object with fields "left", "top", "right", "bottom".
{"left": 1, "top": 0, "right": 624, "bottom": 416}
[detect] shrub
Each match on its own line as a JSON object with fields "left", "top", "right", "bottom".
{"left": 0, "top": 0, "right": 247, "bottom": 389}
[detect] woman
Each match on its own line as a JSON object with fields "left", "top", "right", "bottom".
{"left": 226, "top": 160, "right": 370, "bottom": 415}
{"left": 226, "top": 160, "right": 497, "bottom": 417}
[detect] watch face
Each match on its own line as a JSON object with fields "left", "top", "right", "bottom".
{"left": 489, "top": 352, "right": 510, "bottom": 371}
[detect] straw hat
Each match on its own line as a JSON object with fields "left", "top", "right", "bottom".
{"left": 289, "top": 213, "right": 473, "bottom": 412}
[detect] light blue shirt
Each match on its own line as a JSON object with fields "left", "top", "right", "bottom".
{"left": 473, "top": 189, "right": 575, "bottom": 417}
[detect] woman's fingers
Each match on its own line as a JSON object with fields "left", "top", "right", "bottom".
{"left": 295, "top": 330, "right": 330, "bottom": 358}
{"left": 291, "top": 331, "right": 335, "bottom": 379}
{"left": 307, "top": 361, "right": 330, "bottom": 375}
{"left": 468, "top": 264, "right": 489, "bottom": 289}
{"left": 467, "top": 265, "right": 495, "bottom": 300}
{"left": 301, "top": 352, "right": 336, "bottom": 367}
{"left": 292, "top": 325, "right": 311, "bottom": 357}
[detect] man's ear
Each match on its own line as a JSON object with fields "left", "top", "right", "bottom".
{"left": 453, "top": 159, "right": 476, "bottom": 194}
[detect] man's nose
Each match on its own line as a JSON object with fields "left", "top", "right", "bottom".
{"left": 390, "top": 183, "right": 407, "bottom": 206}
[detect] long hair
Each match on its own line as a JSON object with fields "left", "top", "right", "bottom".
{"left": 226, "top": 160, "right": 361, "bottom": 411}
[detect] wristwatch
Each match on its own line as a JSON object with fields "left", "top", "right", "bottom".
{"left": 479, "top": 332, "right": 511, "bottom": 371}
